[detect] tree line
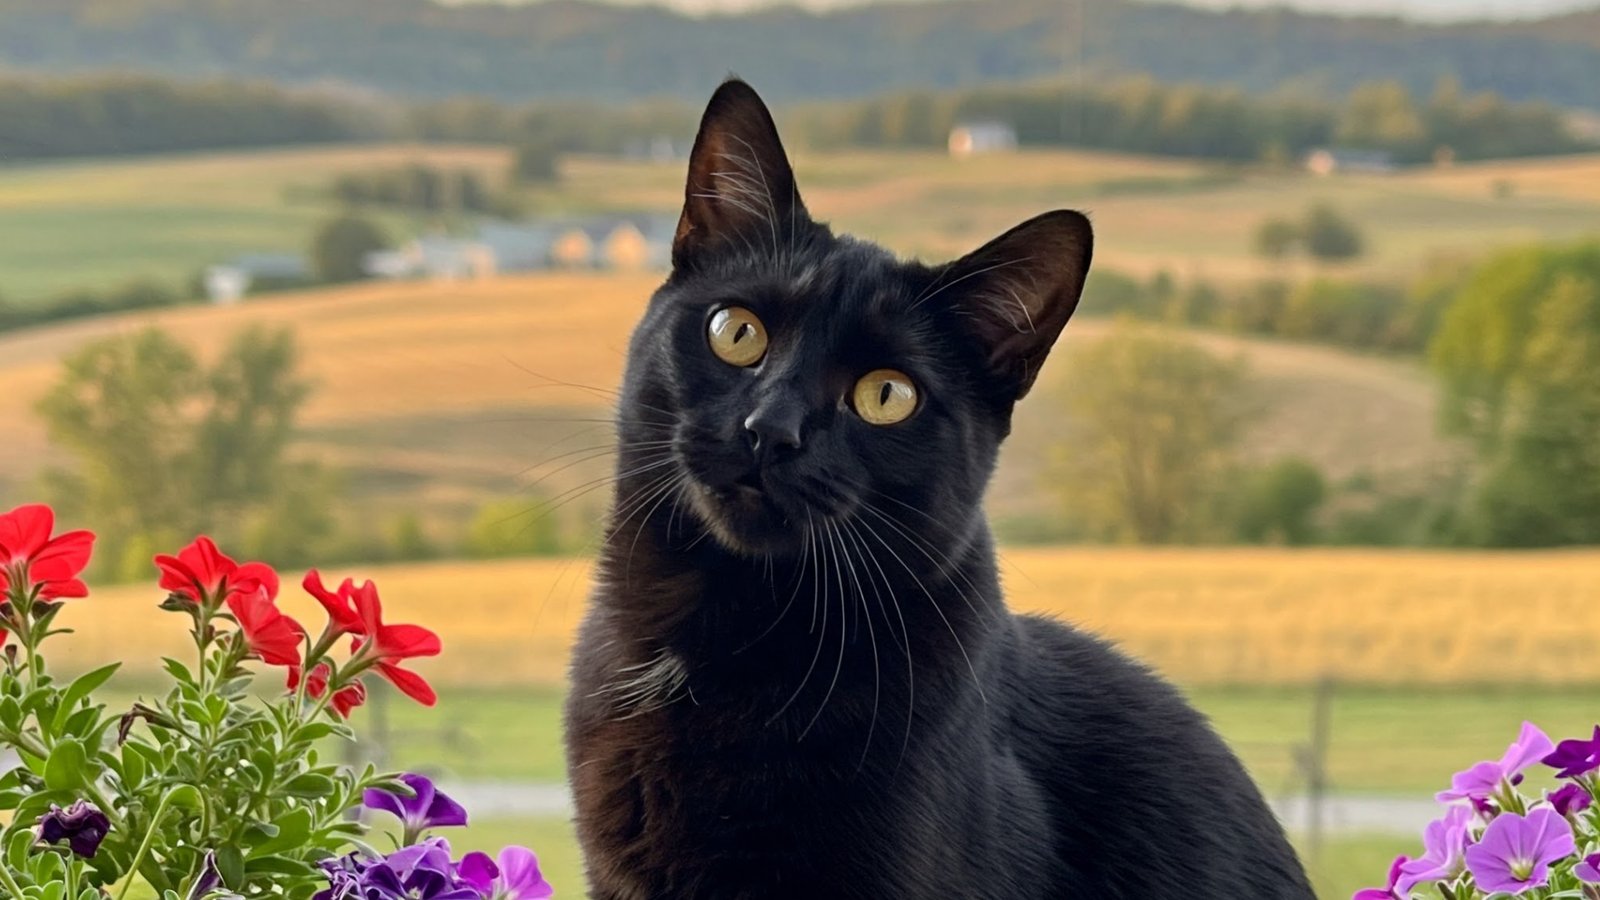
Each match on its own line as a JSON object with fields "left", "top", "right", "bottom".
{"left": 789, "top": 76, "right": 1588, "bottom": 164}
{"left": 0, "top": 72, "right": 1587, "bottom": 167}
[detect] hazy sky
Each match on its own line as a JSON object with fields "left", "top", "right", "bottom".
{"left": 476, "top": 0, "right": 1598, "bottom": 21}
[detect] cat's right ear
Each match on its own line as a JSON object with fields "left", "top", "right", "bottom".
{"left": 672, "top": 79, "right": 808, "bottom": 271}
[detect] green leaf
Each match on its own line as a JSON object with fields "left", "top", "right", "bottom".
{"left": 294, "top": 721, "right": 340, "bottom": 743}
{"left": 51, "top": 663, "right": 120, "bottom": 736}
{"left": 159, "top": 657, "right": 193, "bottom": 685}
{"left": 43, "top": 738, "right": 87, "bottom": 791}
{"left": 215, "top": 844, "right": 246, "bottom": 888}
{"left": 165, "top": 783, "right": 203, "bottom": 811}
{"left": 280, "top": 773, "right": 334, "bottom": 798}
{"left": 0, "top": 695, "right": 22, "bottom": 731}
{"left": 243, "top": 854, "right": 315, "bottom": 877}
{"left": 7, "top": 828, "right": 32, "bottom": 871}
{"left": 246, "top": 807, "right": 311, "bottom": 858}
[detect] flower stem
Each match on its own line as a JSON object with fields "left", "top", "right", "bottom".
{"left": 114, "top": 786, "right": 181, "bottom": 900}
{"left": 0, "top": 858, "right": 27, "bottom": 899}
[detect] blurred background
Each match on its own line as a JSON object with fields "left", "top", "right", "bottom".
{"left": 1, "top": 0, "right": 1599, "bottom": 894}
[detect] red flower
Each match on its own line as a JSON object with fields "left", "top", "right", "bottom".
{"left": 154, "top": 537, "right": 278, "bottom": 607}
{"left": 0, "top": 504, "right": 94, "bottom": 601}
{"left": 331, "top": 679, "right": 367, "bottom": 718}
{"left": 287, "top": 662, "right": 367, "bottom": 718}
{"left": 226, "top": 587, "right": 304, "bottom": 668}
{"left": 349, "top": 579, "right": 441, "bottom": 707}
{"left": 302, "top": 570, "right": 363, "bottom": 635}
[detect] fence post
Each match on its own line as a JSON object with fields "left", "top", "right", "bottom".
{"left": 1305, "top": 677, "right": 1334, "bottom": 862}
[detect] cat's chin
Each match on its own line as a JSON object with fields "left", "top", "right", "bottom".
{"left": 686, "top": 481, "right": 804, "bottom": 557}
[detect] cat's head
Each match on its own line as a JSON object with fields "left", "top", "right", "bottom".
{"left": 618, "top": 79, "right": 1091, "bottom": 558}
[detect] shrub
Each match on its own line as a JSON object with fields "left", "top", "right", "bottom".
{"left": 1302, "top": 203, "right": 1364, "bottom": 261}
{"left": 1232, "top": 457, "right": 1327, "bottom": 545}
{"left": 462, "top": 499, "right": 566, "bottom": 559}
{"left": 310, "top": 215, "right": 390, "bottom": 284}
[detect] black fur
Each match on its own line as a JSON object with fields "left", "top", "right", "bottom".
{"left": 565, "top": 79, "right": 1315, "bottom": 899}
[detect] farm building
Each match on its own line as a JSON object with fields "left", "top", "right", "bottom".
{"left": 948, "top": 121, "right": 1018, "bottom": 158}
{"left": 203, "top": 253, "right": 311, "bottom": 304}
{"left": 1304, "top": 147, "right": 1397, "bottom": 176}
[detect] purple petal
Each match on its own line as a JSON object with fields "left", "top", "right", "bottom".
{"left": 422, "top": 785, "right": 469, "bottom": 829}
{"left": 457, "top": 852, "right": 499, "bottom": 894}
{"left": 497, "top": 846, "right": 554, "bottom": 899}
{"left": 1500, "top": 721, "right": 1556, "bottom": 777}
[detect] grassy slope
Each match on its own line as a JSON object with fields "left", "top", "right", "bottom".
{"left": 0, "top": 144, "right": 510, "bottom": 299}
{"left": 3, "top": 144, "right": 1600, "bottom": 302}
{"left": 0, "top": 271, "right": 1449, "bottom": 528}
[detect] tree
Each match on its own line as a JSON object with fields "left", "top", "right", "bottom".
{"left": 1302, "top": 204, "right": 1364, "bottom": 262}
{"left": 1052, "top": 321, "right": 1252, "bottom": 543}
{"left": 1430, "top": 241, "right": 1600, "bottom": 545}
{"left": 1254, "top": 217, "right": 1300, "bottom": 260}
{"left": 512, "top": 140, "right": 560, "bottom": 184}
{"left": 36, "top": 326, "right": 330, "bottom": 576}
{"left": 310, "top": 215, "right": 389, "bottom": 284}
{"left": 1233, "top": 457, "right": 1327, "bottom": 545}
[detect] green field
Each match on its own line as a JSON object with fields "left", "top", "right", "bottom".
{"left": 456, "top": 816, "right": 1406, "bottom": 899}
{"left": 5, "top": 143, "right": 1600, "bottom": 302}
{"left": 343, "top": 685, "right": 1594, "bottom": 797}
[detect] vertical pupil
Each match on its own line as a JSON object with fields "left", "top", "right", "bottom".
{"left": 879, "top": 382, "right": 893, "bottom": 406}
{"left": 734, "top": 322, "right": 753, "bottom": 344}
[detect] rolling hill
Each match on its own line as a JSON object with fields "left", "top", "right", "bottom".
{"left": 0, "top": 271, "right": 1452, "bottom": 533}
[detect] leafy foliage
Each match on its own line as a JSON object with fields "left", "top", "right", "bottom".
{"left": 1051, "top": 321, "right": 1253, "bottom": 544}
{"left": 309, "top": 217, "right": 390, "bottom": 285}
{"left": 35, "top": 327, "right": 329, "bottom": 575}
{"left": 1430, "top": 241, "right": 1600, "bottom": 546}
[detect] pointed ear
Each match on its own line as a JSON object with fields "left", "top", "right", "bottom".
{"left": 673, "top": 79, "right": 807, "bottom": 270}
{"left": 939, "top": 210, "right": 1093, "bottom": 401}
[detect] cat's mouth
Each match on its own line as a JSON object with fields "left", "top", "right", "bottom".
{"left": 686, "top": 472, "right": 799, "bottom": 556}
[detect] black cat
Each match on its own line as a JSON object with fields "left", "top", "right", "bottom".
{"left": 565, "top": 79, "right": 1315, "bottom": 899}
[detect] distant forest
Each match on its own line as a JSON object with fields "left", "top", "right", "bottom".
{"left": 1, "top": 0, "right": 1599, "bottom": 109}
{"left": 0, "top": 72, "right": 1587, "bottom": 166}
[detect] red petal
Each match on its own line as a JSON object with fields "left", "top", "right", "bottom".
{"left": 373, "top": 624, "right": 441, "bottom": 660}
{"left": 302, "top": 570, "right": 363, "bottom": 634}
{"left": 231, "top": 561, "right": 280, "bottom": 603}
{"left": 352, "top": 580, "right": 386, "bottom": 635}
{"left": 375, "top": 662, "right": 436, "bottom": 706}
{"left": 226, "top": 590, "right": 304, "bottom": 667}
{"left": 178, "top": 537, "right": 233, "bottom": 596}
{"left": 0, "top": 504, "right": 54, "bottom": 560}
{"left": 153, "top": 554, "right": 201, "bottom": 598}
{"left": 31, "top": 529, "right": 94, "bottom": 574}
{"left": 38, "top": 578, "right": 88, "bottom": 600}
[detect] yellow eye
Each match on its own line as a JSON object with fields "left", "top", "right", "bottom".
{"left": 708, "top": 307, "right": 768, "bottom": 367}
{"left": 853, "top": 369, "right": 918, "bottom": 426}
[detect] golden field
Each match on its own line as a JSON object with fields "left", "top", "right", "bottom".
{"left": 49, "top": 547, "right": 1600, "bottom": 688}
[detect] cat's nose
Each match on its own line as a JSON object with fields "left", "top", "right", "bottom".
{"left": 743, "top": 406, "right": 802, "bottom": 462}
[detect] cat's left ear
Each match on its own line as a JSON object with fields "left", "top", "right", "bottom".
{"left": 673, "top": 79, "right": 809, "bottom": 270}
{"left": 940, "top": 210, "right": 1093, "bottom": 401}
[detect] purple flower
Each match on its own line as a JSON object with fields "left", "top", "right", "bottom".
{"left": 1463, "top": 807, "right": 1575, "bottom": 894}
{"left": 1544, "top": 726, "right": 1600, "bottom": 779}
{"left": 1395, "top": 805, "right": 1472, "bottom": 894}
{"left": 459, "top": 846, "right": 555, "bottom": 900}
{"left": 1351, "top": 855, "right": 1407, "bottom": 900}
{"left": 364, "top": 773, "right": 469, "bottom": 844}
{"left": 1438, "top": 721, "right": 1554, "bottom": 804}
{"left": 1549, "top": 782, "right": 1593, "bottom": 817}
{"left": 1577, "top": 852, "right": 1600, "bottom": 883}
{"left": 35, "top": 800, "right": 111, "bottom": 858}
{"left": 316, "top": 839, "right": 480, "bottom": 900}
